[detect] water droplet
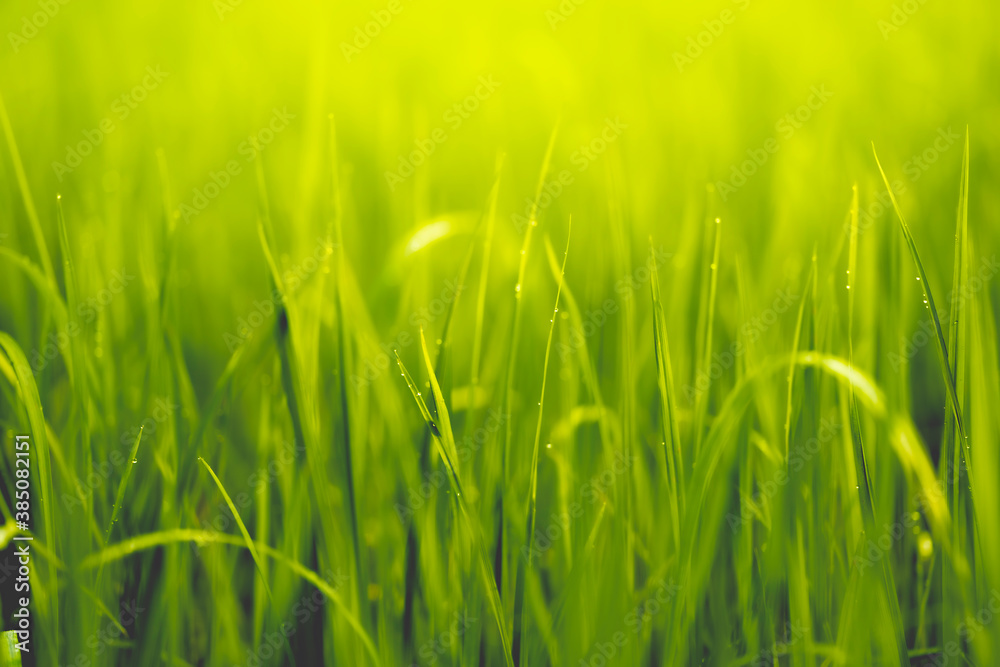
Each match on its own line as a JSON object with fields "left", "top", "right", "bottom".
{"left": 546, "top": 443, "right": 552, "bottom": 449}
{"left": 916, "top": 276, "right": 920, "bottom": 281}
{"left": 515, "top": 284, "right": 521, "bottom": 292}
{"left": 132, "top": 459, "right": 137, "bottom": 464}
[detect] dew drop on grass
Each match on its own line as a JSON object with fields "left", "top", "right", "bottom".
{"left": 132, "top": 459, "right": 137, "bottom": 464}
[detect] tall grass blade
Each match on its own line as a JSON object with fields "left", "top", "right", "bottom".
{"left": 872, "top": 145, "right": 978, "bottom": 505}
{"left": 396, "top": 343, "right": 515, "bottom": 667}
{"left": 513, "top": 221, "right": 570, "bottom": 666}
{"left": 846, "top": 184, "right": 909, "bottom": 666}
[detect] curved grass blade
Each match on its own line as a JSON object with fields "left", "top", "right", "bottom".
{"left": 78, "top": 529, "right": 380, "bottom": 665}
{"left": 198, "top": 457, "right": 273, "bottom": 598}
{"left": 667, "top": 350, "right": 948, "bottom": 663}
{"left": 198, "top": 457, "right": 297, "bottom": 666}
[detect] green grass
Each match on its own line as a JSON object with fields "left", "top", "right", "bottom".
{"left": 2, "top": 0, "right": 1000, "bottom": 665}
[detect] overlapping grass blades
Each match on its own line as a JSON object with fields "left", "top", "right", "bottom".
{"left": 650, "top": 240, "right": 683, "bottom": 551}
{"left": 395, "top": 334, "right": 514, "bottom": 667}
{"left": 844, "top": 185, "right": 909, "bottom": 665}
{"left": 78, "top": 529, "right": 380, "bottom": 664}
{"left": 0, "top": 332, "right": 59, "bottom": 650}
{"left": 872, "top": 143, "right": 978, "bottom": 513}
{"left": 512, "top": 220, "right": 570, "bottom": 666}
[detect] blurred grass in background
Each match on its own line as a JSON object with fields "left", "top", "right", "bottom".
{"left": 0, "top": 0, "right": 999, "bottom": 664}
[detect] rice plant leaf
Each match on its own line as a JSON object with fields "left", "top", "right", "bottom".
{"left": 846, "top": 185, "right": 909, "bottom": 666}
{"left": 198, "top": 457, "right": 273, "bottom": 599}
{"left": 395, "top": 346, "right": 514, "bottom": 667}
{"left": 513, "top": 222, "right": 570, "bottom": 667}
{"left": 872, "top": 145, "right": 977, "bottom": 496}
{"left": 106, "top": 426, "right": 143, "bottom": 540}
{"left": 650, "top": 239, "right": 682, "bottom": 549}
{"left": 79, "top": 529, "right": 380, "bottom": 665}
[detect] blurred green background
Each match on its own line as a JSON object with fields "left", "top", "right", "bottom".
{"left": 2, "top": 0, "right": 999, "bottom": 665}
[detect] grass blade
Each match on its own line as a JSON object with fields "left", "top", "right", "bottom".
{"left": 650, "top": 239, "right": 682, "bottom": 550}
{"left": 396, "top": 342, "right": 514, "bottom": 667}
{"left": 872, "top": 144, "right": 978, "bottom": 501}
{"left": 79, "top": 529, "right": 380, "bottom": 665}
{"left": 106, "top": 427, "right": 143, "bottom": 540}
{"left": 0, "top": 332, "right": 59, "bottom": 651}
{"left": 846, "top": 184, "right": 909, "bottom": 665}
{"left": 198, "top": 457, "right": 273, "bottom": 598}
{"left": 513, "top": 220, "right": 570, "bottom": 666}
